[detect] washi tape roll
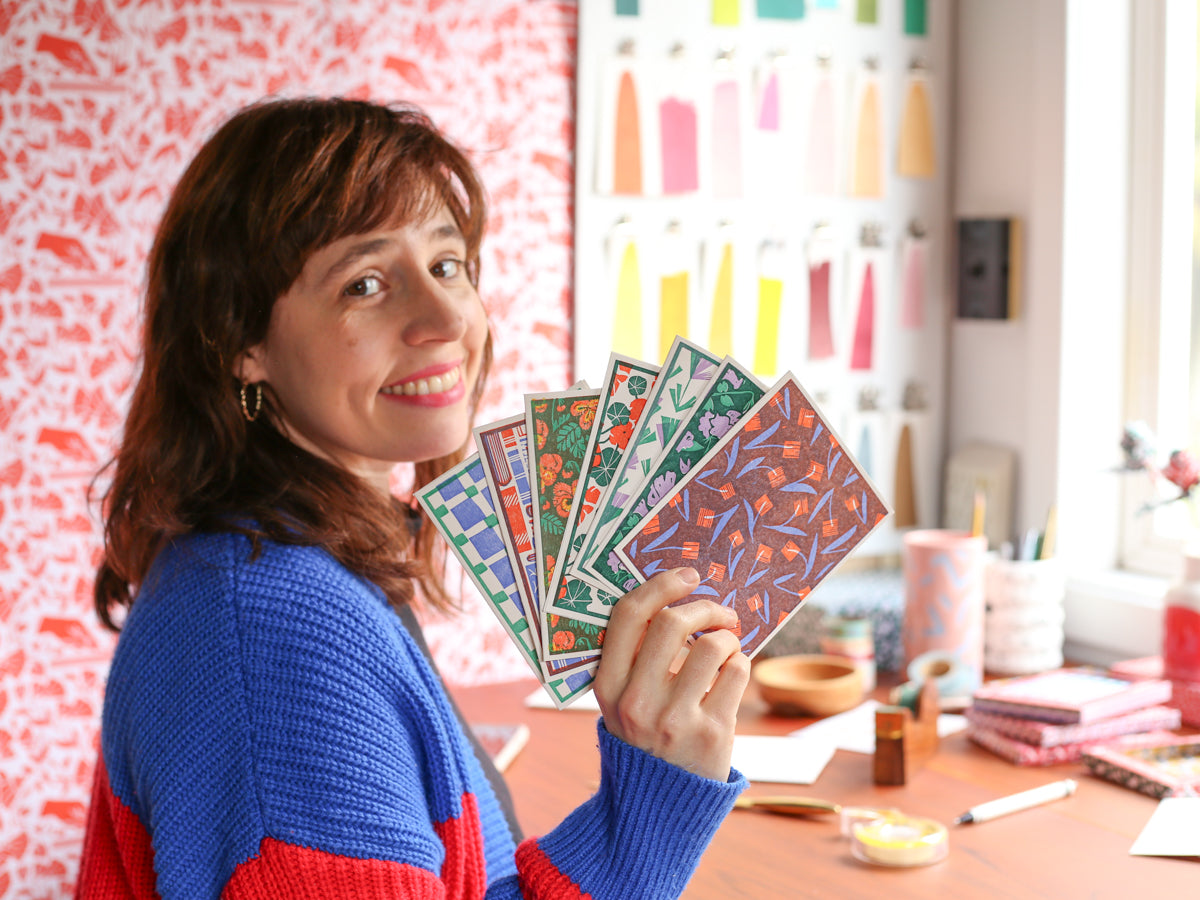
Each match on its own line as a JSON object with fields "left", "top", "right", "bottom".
{"left": 893, "top": 649, "right": 974, "bottom": 707}
{"left": 851, "top": 812, "right": 949, "bottom": 867}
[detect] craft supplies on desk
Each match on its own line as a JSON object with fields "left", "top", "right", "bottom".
{"left": 873, "top": 680, "right": 940, "bottom": 785}
{"left": 819, "top": 615, "right": 877, "bottom": 693}
{"left": 1129, "top": 797, "right": 1200, "bottom": 857}
{"left": 850, "top": 811, "right": 949, "bottom": 867}
{"left": 970, "top": 667, "right": 1173, "bottom": 724}
{"left": 966, "top": 704, "right": 1181, "bottom": 748}
{"left": 901, "top": 529, "right": 987, "bottom": 690}
{"left": 983, "top": 554, "right": 1066, "bottom": 675}
{"left": 952, "top": 778, "right": 1076, "bottom": 825}
{"left": 1081, "top": 734, "right": 1200, "bottom": 799}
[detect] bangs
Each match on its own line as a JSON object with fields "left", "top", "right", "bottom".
{"left": 255, "top": 101, "right": 487, "bottom": 298}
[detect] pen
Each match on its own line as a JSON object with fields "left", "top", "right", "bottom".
{"left": 952, "top": 778, "right": 1077, "bottom": 825}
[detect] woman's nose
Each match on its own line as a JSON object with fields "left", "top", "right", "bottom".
{"left": 402, "top": 273, "right": 468, "bottom": 344}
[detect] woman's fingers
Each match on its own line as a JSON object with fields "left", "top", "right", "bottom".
{"left": 594, "top": 567, "right": 703, "bottom": 692}
{"left": 594, "top": 567, "right": 750, "bottom": 780}
{"left": 698, "top": 642, "right": 751, "bottom": 723}
{"left": 627, "top": 597, "right": 739, "bottom": 686}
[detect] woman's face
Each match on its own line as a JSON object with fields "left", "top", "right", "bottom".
{"left": 237, "top": 203, "right": 487, "bottom": 493}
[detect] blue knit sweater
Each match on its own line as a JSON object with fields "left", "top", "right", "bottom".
{"left": 75, "top": 532, "right": 746, "bottom": 899}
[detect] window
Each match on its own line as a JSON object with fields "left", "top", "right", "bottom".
{"left": 1120, "top": 0, "right": 1199, "bottom": 577}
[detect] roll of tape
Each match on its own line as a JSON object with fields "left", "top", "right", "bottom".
{"left": 894, "top": 649, "right": 975, "bottom": 707}
{"left": 850, "top": 811, "right": 949, "bottom": 867}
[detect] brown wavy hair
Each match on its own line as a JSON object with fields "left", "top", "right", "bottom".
{"left": 93, "top": 97, "right": 491, "bottom": 630}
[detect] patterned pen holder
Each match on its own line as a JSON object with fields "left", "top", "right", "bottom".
{"left": 902, "top": 529, "right": 987, "bottom": 691}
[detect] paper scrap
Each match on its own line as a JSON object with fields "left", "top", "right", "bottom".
{"left": 731, "top": 734, "right": 836, "bottom": 784}
{"left": 1130, "top": 797, "right": 1200, "bottom": 857}
{"left": 790, "top": 700, "right": 967, "bottom": 755}
{"left": 524, "top": 685, "right": 602, "bottom": 711}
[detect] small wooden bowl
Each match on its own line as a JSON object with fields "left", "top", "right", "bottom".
{"left": 753, "top": 654, "right": 864, "bottom": 717}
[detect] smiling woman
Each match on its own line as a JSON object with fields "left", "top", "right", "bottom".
{"left": 235, "top": 206, "right": 490, "bottom": 490}
{"left": 74, "top": 97, "right": 750, "bottom": 900}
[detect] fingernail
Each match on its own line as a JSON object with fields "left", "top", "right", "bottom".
{"left": 673, "top": 566, "right": 700, "bottom": 587}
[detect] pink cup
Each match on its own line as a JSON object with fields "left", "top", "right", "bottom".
{"left": 902, "top": 529, "right": 988, "bottom": 690}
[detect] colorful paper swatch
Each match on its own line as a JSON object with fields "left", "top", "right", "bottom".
{"left": 754, "top": 275, "right": 783, "bottom": 378}
{"left": 905, "top": 0, "right": 927, "bottom": 36}
{"left": 709, "top": 241, "right": 735, "bottom": 358}
{"left": 660, "top": 271, "right": 689, "bottom": 362}
{"left": 757, "top": 0, "right": 805, "bottom": 18}
{"left": 900, "top": 233, "right": 927, "bottom": 329}
{"left": 712, "top": 78, "right": 743, "bottom": 198}
{"left": 892, "top": 421, "right": 917, "bottom": 528}
{"left": 808, "top": 258, "right": 835, "bottom": 360}
{"left": 757, "top": 70, "right": 780, "bottom": 130}
{"left": 851, "top": 71, "right": 884, "bottom": 197}
{"left": 611, "top": 236, "right": 643, "bottom": 358}
{"left": 898, "top": 72, "right": 937, "bottom": 178}
{"left": 713, "top": 0, "right": 740, "bottom": 25}
{"left": 661, "top": 96, "right": 699, "bottom": 194}
{"left": 805, "top": 66, "right": 838, "bottom": 194}
{"left": 614, "top": 70, "right": 643, "bottom": 195}
{"left": 849, "top": 260, "right": 875, "bottom": 371}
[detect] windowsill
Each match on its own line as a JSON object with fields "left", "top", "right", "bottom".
{"left": 1062, "top": 566, "right": 1166, "bottom": 667}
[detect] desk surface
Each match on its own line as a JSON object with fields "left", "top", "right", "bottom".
{"left": 451, "top": 678, "right": 1200, "bottom": 900}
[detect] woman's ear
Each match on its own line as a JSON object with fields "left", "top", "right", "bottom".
{"left": 234, "top": 343, "right": 269, "bottom": 385}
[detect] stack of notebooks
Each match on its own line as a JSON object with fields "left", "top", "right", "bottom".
{"left": 965, "top": 667, "right": 1180, "bottom": 766}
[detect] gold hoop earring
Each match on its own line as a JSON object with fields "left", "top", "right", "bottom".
{"left": 240, "top": 381, "right": 263, "bottom": 422}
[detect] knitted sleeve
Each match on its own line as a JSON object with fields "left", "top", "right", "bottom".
{"left": 513, "top": 721, "right": 747, "bottom": 900}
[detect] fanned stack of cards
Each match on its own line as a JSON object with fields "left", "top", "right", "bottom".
{"left": 417, "top": 337, "right": 891, "bottom": 707}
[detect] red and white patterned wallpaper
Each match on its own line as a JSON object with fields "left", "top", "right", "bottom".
{"left": 0, "top": 1, "right": 576, "bottom": 894}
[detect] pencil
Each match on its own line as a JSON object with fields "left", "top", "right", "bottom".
{"left": 1038, "top": 504, "right": 1057, "bottom": 559}
{"left": 970, "top": 486, "right": 986, "bottom": 539}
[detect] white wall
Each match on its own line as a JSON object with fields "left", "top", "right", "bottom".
{"left": 952, "top": 0, "right": 1151, "bottom": 662}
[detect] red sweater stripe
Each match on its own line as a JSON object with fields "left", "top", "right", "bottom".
{"left": 74, "top": 760, "right": 158, "bottom": 900}
{"left": 515, "top": 840, "right": 592, "bottom": 900}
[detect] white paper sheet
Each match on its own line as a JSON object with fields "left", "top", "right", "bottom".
{"left": 788, "top": 699, "right": 968, "bottom": 755}
{"left": 730, "top": 734, "right": 837, "bottom": 784}
{"left": 1130, "top": 797, "right": 1200, "bottom": 857}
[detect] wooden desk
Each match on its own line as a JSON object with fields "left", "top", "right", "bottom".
{"left": 452, "top": 678, "right": 1200, "bottom": 899}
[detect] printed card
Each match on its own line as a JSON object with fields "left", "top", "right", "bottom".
{"left": 525, "top": 388, "right": 602, "bottom": 599}
{"left": 415, "top": 454, "right": 597, "bottom": 706}
{"left": 474, "top": 415, "right": 598, "bottom": 677}
{"left": 597, "top": 358, "right": 766, "bottom": 596}
{"left": 615, "top": 373, "right": 890, "bottom": 657}
{"left": 549, "top": 353, "right": 659, "bottom": 625}
{"left": 578, "top": 337, "right": 721, "bottom": 594}
{"left": 474, "top": 415, "right": 542, "bottom": 639}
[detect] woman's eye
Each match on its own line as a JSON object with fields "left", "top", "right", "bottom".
{"left": 345, "top": 275, "right": 384, "bottom": 298}
{"left": 432, "top": 258, "right": 463, "bottom": 279}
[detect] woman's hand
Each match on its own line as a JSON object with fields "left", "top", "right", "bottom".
{"left": 593, "top": 567, "right": 750, "bottom": 781}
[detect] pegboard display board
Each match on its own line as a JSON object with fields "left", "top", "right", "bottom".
{"left": 573, "top": 0, "right": 953, "bottom": 556}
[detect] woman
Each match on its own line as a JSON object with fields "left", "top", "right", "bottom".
{"left": 76, "top": 97, "right": 750, "bottom": 899}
